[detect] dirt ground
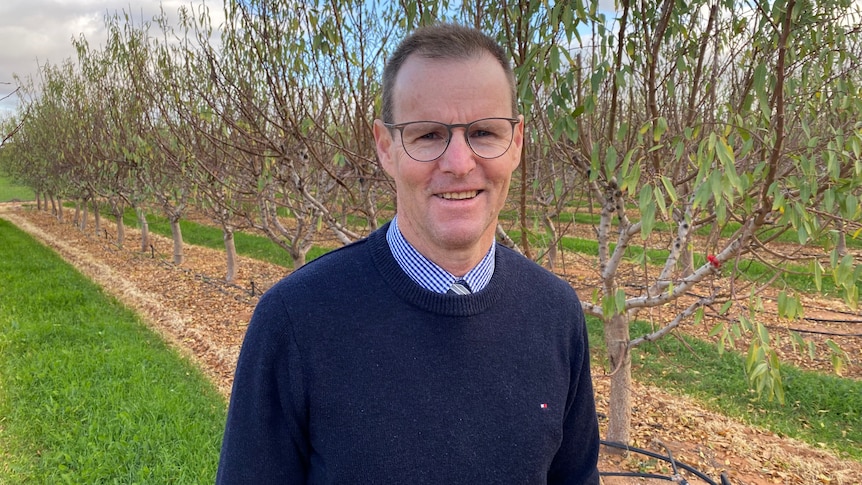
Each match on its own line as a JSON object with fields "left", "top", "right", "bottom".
{"left": 2, "top": 203, "right": 860, "bottom": 485}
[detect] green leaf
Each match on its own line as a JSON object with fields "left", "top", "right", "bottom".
{"left": 693, "top": 307, "right": 704, "bottom": 326}
{"left": 551, "top": 45, "right": 562, "bottom": 73}
{"left": 653, "top": 117, "right": 667, "bottom": 142}
{"left": 757, "top": 322, "right": 770, "bottom": 346}
{"left": 615, "top": 288, "right": 627, "bottom": 314}
{"left": 660, "top": 175, "right": 678, "bottom": 204}
{"left": 708, "top": 321, "right": 724, "bottom": 337}
{"left": 639, "top": 185, "right": 656, "bottom": 239}
{"left": 653, "top": 185, "right": 668, "bottom": 219}
{"left": 789, "top": 331, "right": 806, "bottom": 353}
{"left": 753, "top": 62, "right": 772, "bottom": 119}
{"left": 604, "top": 145, "right": 618, "bottom": 179}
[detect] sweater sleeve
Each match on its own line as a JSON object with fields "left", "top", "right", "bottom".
{"left": 216, "top": 290, "right": 309, "bottom": 484}
{"left": 547, "top": 299, "right": 601, "bottom": 484}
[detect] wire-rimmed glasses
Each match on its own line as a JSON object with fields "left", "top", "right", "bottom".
{"left": 384, "top": 117, "right": 520, "bottom": 162}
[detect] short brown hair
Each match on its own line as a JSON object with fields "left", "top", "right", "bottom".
{"left": 380, "top": 23, "right": 518, "bottom": 123}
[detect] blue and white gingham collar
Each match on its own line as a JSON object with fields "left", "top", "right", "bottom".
{"left": 386, "top": 216, "right": 495, "bottom": 294}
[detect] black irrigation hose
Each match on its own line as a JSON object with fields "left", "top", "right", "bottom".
{"left": 599, "top": 439, "right": 731, "bottom": 485}
{"left": 600, "top": 471, "right": 679, "bottom": 481}
{"left": 802, "top": 316, "right": 862, "bottom": 325}
{"left": 786, "top": 327, "right": 862, "bottom": 338}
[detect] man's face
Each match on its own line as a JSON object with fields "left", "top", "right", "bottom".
{"left": 374, "top": 53, "right": 523, "bottom": 272}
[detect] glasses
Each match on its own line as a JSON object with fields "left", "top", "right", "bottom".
{"left": 385, "top": 117, "right": 520, "bottom": 162}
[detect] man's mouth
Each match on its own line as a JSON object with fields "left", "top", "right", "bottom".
{"left": 437, "top": 190, "right": 480, "bottom": 200}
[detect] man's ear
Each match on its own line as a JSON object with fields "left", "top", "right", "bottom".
{"left": 373, "top": 119, "right": 394, "bottom": 175}
{"left": 513, "top": 114, "right": 525, "bottom": 151}
{"left": 509, "top": 114, "right": 525, "bottom": 170}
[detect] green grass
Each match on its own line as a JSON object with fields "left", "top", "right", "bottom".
{"left": 586, "top": 317, "right": 862, "bottom": 461}
{"left": 0, "top": 218, "right": 226, "bottom": 483}
{"left": 0, "top": 176, "right": 35, "bottom": 202}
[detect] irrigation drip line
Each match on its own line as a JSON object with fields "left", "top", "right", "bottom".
{"left": 802, "top": 316, "right": 862, "bottom": 325}
{"left": 599, "top": 439, "right": 731, "bottom": 485}
{"left": 786, "top": 327, "right": 862, "bottom": 338}
{"left": 702, "top": 311, "right": 862, "bottom": 339}
{"left": 120, "top": 239, "right": 263, "bottom": 306}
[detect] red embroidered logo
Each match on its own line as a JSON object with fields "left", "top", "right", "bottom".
{"left": 540, "top": 403, "right": 548, "bottom": 409}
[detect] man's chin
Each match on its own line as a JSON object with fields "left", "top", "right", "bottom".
{"left": 432, "top": 224, "right": 492, "bottom": 251}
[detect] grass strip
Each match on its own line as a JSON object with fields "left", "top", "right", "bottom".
{"left": 0, "top": 176, "right": 35, "bottom": 203}
{"left": 586, "top": 317, "right": 862, "bottom": 461}
{"left": 0, "top": 218, "right": 226, "bottom": 483}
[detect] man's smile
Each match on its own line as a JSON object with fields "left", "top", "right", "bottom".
{"left": 437, "top": 190, "right": 481, "bottom": 200}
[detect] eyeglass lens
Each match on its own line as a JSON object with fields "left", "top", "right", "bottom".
{"left": 398, "top": 118, "right": 515, "bottom": 162}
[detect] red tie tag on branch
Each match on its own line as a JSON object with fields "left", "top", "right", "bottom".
{"left": 707, "top": 254, "right": 721, "bottom": 269}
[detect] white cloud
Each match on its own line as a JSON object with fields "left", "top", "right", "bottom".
{"left": 0, "top": 0, "right": 224, "bottom": 118}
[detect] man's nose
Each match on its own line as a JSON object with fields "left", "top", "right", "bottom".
{"left": 439, "top": 129, "right": 476, "bottom": 174}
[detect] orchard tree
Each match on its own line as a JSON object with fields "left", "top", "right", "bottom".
{"left": 208, "top": 0, "right": 396, "bottom": 267}
{"left": 546, "top": 0, "right": 862, "bottom": 444}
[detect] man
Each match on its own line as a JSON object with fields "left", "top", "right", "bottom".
{"left": 217, "top": 23, "right": 600, "bottom": 484}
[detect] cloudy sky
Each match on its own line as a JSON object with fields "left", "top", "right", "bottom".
{"left": 0, "top": 0, "right": 210, "bottom": 117}
{"left": 0, "top": 1, "right": 619, "bottom": 119}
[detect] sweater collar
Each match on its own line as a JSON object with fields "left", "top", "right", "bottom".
{"left": 370, "top": 222, "right": 509, "bottom": 317}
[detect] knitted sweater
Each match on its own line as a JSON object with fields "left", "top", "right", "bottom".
{"left": 216, "top": 223, "right": 600, "bottom": 484}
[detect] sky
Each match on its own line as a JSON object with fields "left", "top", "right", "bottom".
{"left": 0, "top": 0, "right": 212, "bottom": 118}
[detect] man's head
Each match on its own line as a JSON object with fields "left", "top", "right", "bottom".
{"left": 374, "top": 23, "right": 524, "bottom": 276}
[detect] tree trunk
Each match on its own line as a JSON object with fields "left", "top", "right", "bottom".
{"left": 836, "top": 220, "right": 848, "bottom": 257}
{"left": 80, "top": 200, "right": 88, "bottom": 232}
{"left": 114, "top": 204, "right": 125, "bottom": 248}
{"left": 224, "top": 227, "right": 237, "bottom": 283}
{"left": 73, "top": 201, "right": 81, "bottom": 228}
{"left": 519, "top": 149, "right": 532, "bottom": 260}
{"left": 290, "top": 243, "right": 309, "bottom": 270}
{"left": 170, "top": 218, "right": 184, "bottom": 265}
{"left": 542, "top": 213, "right": 558, "bottom": 270}
{"left": 56, "top": 197, "right": 64, "bottom": 223}
{"left": 678, "top": 241, "right": 694, "bottom": 278}
{"left": 93, "top": 199, "right": 101, "bottom": 237}
{"left": 137, "top": 208, "right": 149, "bottom": 253}
{"left": 605, "top": 312, "right": 633, "bottom": 446}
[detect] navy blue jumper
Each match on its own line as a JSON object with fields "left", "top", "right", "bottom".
{"left": 217, "top": 223, "right": 600, "bottom": 484}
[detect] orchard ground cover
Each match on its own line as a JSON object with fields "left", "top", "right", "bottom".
{"left": 0, "top": 176, "right": 34, "bottom": 203}
{"left": 1, "top": 202, "right": 861, "bottom": 484}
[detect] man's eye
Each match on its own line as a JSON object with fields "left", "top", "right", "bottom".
{"left": 410, "top": 127, "right": 447, "bottom": 142}
{"left": 418, "top": 131, "right": 445, "bottom": 140}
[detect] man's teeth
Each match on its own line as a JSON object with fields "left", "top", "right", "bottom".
{"left": 439, "top": 191, "right": 479, "bottom": 200}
